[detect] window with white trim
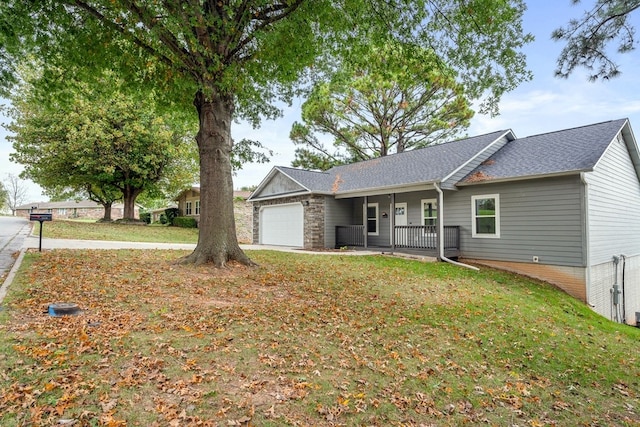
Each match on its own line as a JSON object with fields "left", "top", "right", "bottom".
{"left": 472, "top": 194, "right": 500, "bottom": 238}
{"left": 195, "top": 200, "right": 200, "bottom": 215}
{"left": 367, "top": 203, "right": 379, "bottom": 235}
{"left": 421, "top": 199, "right": 438, "bottom": 227}
{"left": 186, "top": 201, "right": 192, "bottom": 215}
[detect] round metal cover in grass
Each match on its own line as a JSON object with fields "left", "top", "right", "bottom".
{"left": 48, "top": 302, "right": 81, "bottom": 316}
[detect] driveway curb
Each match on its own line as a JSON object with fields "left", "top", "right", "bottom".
{"left": 0, "top": 248, "right": 26, "bottom": 304}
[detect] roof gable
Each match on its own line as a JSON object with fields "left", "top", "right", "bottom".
{"left": 461, "top": 119, "right": 630, "bottom": 185}
{"left": 249, "top": 167, "right": 331, "bottom": 200}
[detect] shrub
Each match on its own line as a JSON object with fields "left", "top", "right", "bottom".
{"left": 140, "top": 212, "right": 151, "bottom": 224}
{"left": 172, "top": 216, "right": 197, "bottom": 228}
{"left": 159, "top": 213, "right": 168, "bottom": 225}
{"left": 164, "top": 208, "right": 180, "bottom": 224}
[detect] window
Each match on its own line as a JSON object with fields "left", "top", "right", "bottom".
{"left": 421, "top": 199, "right": 437, "bottom": 227}
{"left": 57, "top": 208, "right": 66, "bottom": 215}
{"left": 367, "top": 203, "right": 379, "bottom": 235}
{"left": 195, "top": 200, "right": 200, "bottom": 215}
{"left": 186, "top": 201, "right": 192, "bottom": 215}
{"left": 472, "top": 194, "right": 500, "bottom": 238}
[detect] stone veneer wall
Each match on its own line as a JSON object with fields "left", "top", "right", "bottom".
{"left": 252, "top": 195, "right": 325, "bottom": 249}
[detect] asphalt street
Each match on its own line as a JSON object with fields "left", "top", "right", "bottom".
{"left": 0, "top": 216, "right": 31, "bottom": 278}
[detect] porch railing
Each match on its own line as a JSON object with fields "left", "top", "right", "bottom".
{"left": 335, "top": 224, "right": 460, "bottom": 251}
{"left": 336, "top": 225, "right": 365, "bottom": 247}
{"left": 394, "top": 225, "right": 460, "bottom": 250}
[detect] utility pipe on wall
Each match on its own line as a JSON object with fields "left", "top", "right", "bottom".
{"left": 434, "top": 183, "right": 479, "bottom": 271}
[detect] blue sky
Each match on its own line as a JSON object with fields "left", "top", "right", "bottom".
{"left": 3, "top": 1, "right": 640, "bottom": 202}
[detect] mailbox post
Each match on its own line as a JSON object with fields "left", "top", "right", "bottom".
{"left": 29, "top": 213, "right": 52, "bottom": 252}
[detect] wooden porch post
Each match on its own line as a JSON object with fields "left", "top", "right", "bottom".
{"left": 363, "top": 196, "right": 368, "bottom": 249}
{"left": 390, "top": 193, "right": 395, "bottom": 253}
{"left": 436, "top": 189, "right": 443, "bottom": 260}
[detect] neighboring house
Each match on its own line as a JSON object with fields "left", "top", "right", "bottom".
{"left": 249, "top": 119, "right": 640, "bottom": 325}
{"left": 15, "top": 200, "right": 139, "bottom": 220}
{"left": 173, "top": 187, "right": 253, "bottom": 242}
{"left": 148, "top": 204, "right": 178, "bottom": 223}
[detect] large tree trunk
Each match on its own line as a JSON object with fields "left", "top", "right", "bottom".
{"left": 122, "top": 185, "right": 142, "bottom": 220}
{"left": 181, "top": 89, "right": 254, "bottom": 267}
{"left": 102, "top": 202, "right": 113, "bottom": 221}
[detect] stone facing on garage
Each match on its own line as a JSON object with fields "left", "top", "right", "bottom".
{"left": 252, "top": 195, "right": 325, "bottom": 249}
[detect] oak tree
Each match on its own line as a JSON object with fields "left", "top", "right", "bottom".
{"left": 6, "top": 72, "right": 197, "bottom": 221}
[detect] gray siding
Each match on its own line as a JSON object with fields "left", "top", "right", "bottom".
{"left": 446, "top": 176, "right": 585, "bottom": 266}
{"left": 324, "top": 197, "right": 353, "bottom": 248}
{"left": 350, "top": 196, "right": 392, "bottom": 247}
{"left": 254, "top": 172, "right": 305, "bottom": 198}
{"left": 394, "top": 191, "right": 440, "bottom": 226}
{"left": 585, "top": 133, "right": 640, "bottom": 264}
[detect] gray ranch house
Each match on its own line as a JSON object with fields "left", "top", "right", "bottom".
{"left": 249, "top": 119, "right": 640, "bottom": 326}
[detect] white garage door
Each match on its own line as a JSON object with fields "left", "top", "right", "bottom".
{"left": 260, "top": 203, "right": 304, "bottom": 247}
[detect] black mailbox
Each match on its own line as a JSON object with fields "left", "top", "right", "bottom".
{"left": 29, "top": 213, "right": 52, "bottom": 252}
{"left": 30, "top": 213, "right": 53, "bottom": 222}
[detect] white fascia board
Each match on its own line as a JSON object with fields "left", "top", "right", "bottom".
{"left": 623, "top": 121, "right": 640, "bottom": 181}
{"left": 590, "top": 119, "right": 640, "bottom": 181}
{"left": 248, "top": 191, "right": 313, "bottom": 202}
{"left": 441, "top": 130, "right": 516, "bottom": 188}
{"left": 455, "top": 170, "right": 588, "bottom": 187}
{"left": 334, "top": 182, "right": 436, "bottom": 199}
{"left": 247, "top": 167, "right": 313, "bottom": 201}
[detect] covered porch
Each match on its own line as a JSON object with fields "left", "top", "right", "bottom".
{"left": 335, "top": 224, "right": 460, "bottom": 257}
{"left": 331, "top": 190, "right": 460, "bottom": 257}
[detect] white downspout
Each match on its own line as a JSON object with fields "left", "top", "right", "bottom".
{"left": 434, "top": 182, "right": 480, "bottom": 271}
{"left": 580, "top": 172, "right": 593, "bottom": 308}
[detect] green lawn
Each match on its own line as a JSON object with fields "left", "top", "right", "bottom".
{"left": 34, "top": 219, "right": 198, "bottom": 243}
{"left": 0, "top": 250, "right": 638, "bottom": 426}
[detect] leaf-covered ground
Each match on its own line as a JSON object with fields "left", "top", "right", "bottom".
{"left": 0, "top": 250, "right": 638, "bottom": 426}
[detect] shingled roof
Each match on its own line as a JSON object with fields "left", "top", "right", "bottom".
{"left": 252, "top": 130, "right": 512, "bottom": 198}
{"left": 250, "top": 118, "right": 637, "bottom": 199}
{"left": 461, "top": 119, "right": 632, "bottom": 184}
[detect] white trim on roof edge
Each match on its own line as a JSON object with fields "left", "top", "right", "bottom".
{"left": 455, "top": 170, "right": 592, "bottom": 187}
{"left": 334, "top": 183, "right": 436, "bottom": 198}
{"left": 248, "top": 166, "right": 313, "bottom": 201}
{"left": 441, "top": 130, "right": 516, "bottom": 188}
{"left": 248, "top": 191, "right": 316, "bottom": 202}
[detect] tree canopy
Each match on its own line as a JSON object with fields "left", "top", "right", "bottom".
{"left": 0, "top": 0, "right": 533, "bottom": 266}
{"left": 553, "top": 0, "right": 640, "bottom": 80}
{"left": 6, "top": 71, "right": 198, "bottom": 221}
{"left": 291, "top": 43, "right": 475, "bottom": 170}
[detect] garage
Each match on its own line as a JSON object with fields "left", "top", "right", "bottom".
{"left": 260, "top": 203, "right": 304, "bottom": 247}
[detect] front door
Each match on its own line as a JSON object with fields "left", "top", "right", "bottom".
{"left": 394, "top": 202, "right": 408, "bottom": 246}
